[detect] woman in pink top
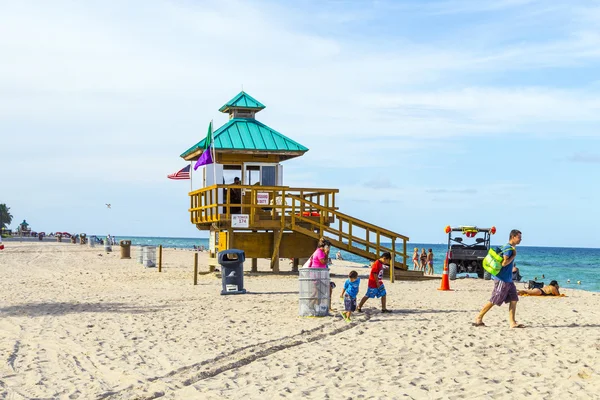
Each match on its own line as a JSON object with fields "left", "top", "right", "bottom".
{"left": 310, "top": 237, "right": 336, "bottom": 311}
{"left": 310, "top": 237, "right": 331, "bottom": 268}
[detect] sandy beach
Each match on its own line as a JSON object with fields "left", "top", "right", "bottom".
{"left": 0, "top": 242, "right": 599, "bottom": 399}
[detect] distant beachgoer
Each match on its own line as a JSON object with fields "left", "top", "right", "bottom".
{"left": 426, "top": 249, "right": 434, "bottom": 275}
{"left": 512, "top": 264, "right": 522, "bottom": 282}
{"left": 412, "top": 248, "right": 419, "bottom": 270}
{"left": 474, "top": 229, "right": 524, "bottom": 328}
{"left": 336, "top": 250, "right": 343, "bottom": 260}
{"left": 518, "top": 280, "right": 560, "bottom": 296}
{"left": 420, "top": 248, "right": 427, "bottom": 271}
{"left": 340, "top": 270, "right": 360, "bottom": 322}
{"left": 0, "top": 236, "right": 4, "bottom": 251}
{"left": 357, "top": 252, "right": 391, "bottom": 313}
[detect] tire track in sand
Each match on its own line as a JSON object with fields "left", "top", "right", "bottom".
{"left": 98, "top": 313, "right": 371, "bottom": 400}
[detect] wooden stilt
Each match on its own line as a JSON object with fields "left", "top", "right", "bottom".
{"left": 252, "top": 258, "right": 258, "bottom": 272}
{"left": 270, "top": 229, "right": 282, "bottom": 272}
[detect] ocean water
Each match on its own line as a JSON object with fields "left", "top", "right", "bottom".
{"left": 107, "top": 236, "right": 600, "bottom": 293}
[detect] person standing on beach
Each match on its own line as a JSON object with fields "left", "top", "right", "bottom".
{"left": 357, "top": 252, "right": 391, "bottom": 313}
{"left": 419, "top": 248, "right": 427, "bottom": 271}
{"left": 412, "top": 247, "right": 419, "bottom": 270}
{"left": 426, "top": 249, "right": 434, "bottom": 275}
{"left": 474, "top": 229, "right": 523, "bottom": 328}
{"left": 309, "top": 237, "right": 335, "bottom": 311}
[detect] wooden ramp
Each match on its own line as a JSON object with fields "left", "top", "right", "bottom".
{"left": 392, "top": 269, "right": 441, "bottom": 281}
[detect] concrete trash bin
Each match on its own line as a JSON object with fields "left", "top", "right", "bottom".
{"left": 104, "top": 237, "right": 112, "bottom": 253}
{"left": 219, "top": 249, "right": 246, "bottom": 295}
{"left": 120, "top": 240, "right": 132, "bottom": 259}
{"left": 143, "top": 246, "right": 156, "bottom": 267}
{"left": 298, "top": 267, "right": 330, "bottom": 317}
{"left": 136, "top": 246, "right": 145, "bottom": 264}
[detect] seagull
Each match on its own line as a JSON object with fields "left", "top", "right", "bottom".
{"left": 105, "top": 204, "right": 111, "bottom": 209}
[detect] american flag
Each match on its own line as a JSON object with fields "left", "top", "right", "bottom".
{"left": 167, "top": 165, "right": 191, "bottom": 180}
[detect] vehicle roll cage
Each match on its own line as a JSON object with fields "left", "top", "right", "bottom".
{"left": 447, "top": 227, "right": 492, "bottom": 250}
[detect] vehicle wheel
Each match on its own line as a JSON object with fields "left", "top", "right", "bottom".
{"left": 483, "top": 271, "right": 492, "bottom": 280}
{"left": 449, "top": 263, "right": 457, "bottom": 280}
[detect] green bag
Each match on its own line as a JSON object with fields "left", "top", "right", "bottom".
{"left": 482, "top": 245, "right": 513, "bottom": 276}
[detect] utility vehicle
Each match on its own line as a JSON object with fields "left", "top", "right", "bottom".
{"left": 444, "top": 225, "right": 496, "bottom": 280}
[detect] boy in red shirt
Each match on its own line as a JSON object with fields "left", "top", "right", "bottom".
{"left": 357, "top": 252, "right": 391, "bottom": 313}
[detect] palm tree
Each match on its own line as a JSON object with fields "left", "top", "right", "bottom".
{"left": 0, "top": 204, "right": 13, "bottom": 230}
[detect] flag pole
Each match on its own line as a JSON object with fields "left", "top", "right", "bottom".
{"left": 211, "top": 119, "right": 216, "bottom": 187}
{"left": 189, "top": 161, "right": 193, "bottom": 192}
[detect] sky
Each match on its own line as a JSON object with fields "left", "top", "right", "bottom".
{"left": 1, "top": 0, "right": 599, "bottom": 247}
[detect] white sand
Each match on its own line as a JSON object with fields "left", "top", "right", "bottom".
{"left": 1, "top": 242, "right": 599, "bottom": 399}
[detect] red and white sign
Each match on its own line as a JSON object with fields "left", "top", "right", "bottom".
{"left": 257, "top": 193, "right": 270, "bottom": 205}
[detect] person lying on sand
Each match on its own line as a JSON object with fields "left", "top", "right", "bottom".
{"left": 518, "top": 280, "right": 560, "bottom": 296}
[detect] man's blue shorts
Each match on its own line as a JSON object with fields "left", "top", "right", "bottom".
{"left": 365, "top": 285, "right": 386, "bottom": 298}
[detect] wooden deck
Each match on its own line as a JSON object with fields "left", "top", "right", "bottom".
{"left": 189, "top": 185, "right": 411, "bottom": 282}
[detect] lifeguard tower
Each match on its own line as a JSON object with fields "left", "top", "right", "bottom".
{"left": 18, "top": 220, "right": 31, "bottom": 236}
{"left": 181, "top": 92, "right": 425, "bottom": 281}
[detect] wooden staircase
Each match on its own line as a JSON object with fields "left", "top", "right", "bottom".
{"left": 283, "top": 195, "right": 433, "bottom": 282}
{"left": 188, "top": 184, "right": 437, "bottom": 282}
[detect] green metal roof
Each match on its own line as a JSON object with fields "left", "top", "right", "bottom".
{"left": 180, "top": 119, "right": 308, "bottom": 158}
{"left": 218, "top": 91, "right": 266, "bottom": 112}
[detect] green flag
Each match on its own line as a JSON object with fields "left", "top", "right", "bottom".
{"left": 203, "top": 121, "right": 212, "bottom": 149}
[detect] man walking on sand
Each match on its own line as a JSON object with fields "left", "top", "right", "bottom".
{"left": 474, "top": 229, "right": 523, "bottom": 328}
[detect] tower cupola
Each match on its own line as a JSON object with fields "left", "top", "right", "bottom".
{"left": 218, "top": 91, "right": 266, "bottom": 120}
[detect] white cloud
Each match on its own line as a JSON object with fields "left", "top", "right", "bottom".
{"left": 1, "top": 0, "right": 600, "bottom": 244}
{"left": 566, "top": 153, "right": 600, "bottom": 164}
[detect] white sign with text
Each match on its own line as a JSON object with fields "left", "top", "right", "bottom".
{"left": 231, "top": 214, "right": 250, "bottom": 228}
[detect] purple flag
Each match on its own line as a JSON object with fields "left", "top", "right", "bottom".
{"left": 193, "top": 145, "right": 213, "bottom": 170}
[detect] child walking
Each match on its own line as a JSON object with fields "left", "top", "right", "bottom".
{"left": 357, "top": 252, "right": 391, "bottom": 313}
{"left": 340, "top": 271, "right": 360, "bottom": 322}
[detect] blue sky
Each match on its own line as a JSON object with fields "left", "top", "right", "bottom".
{"left": 1, "top": 0, "right": 599, "bottom": 247}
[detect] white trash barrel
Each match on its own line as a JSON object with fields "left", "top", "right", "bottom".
{"left": 136, "top": 246, "right": 145, "bottom": 264}
{"left": 104, "top": 237, "right": 112, "bottom": 252}
{"left": 143, "top": 246, "right": 156, "bottom": 268}
{"left": 298, "top": 267, "right": 330, "bottom": 317}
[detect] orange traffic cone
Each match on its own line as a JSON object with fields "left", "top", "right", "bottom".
{"left": 438, "top": 252, "right": 453, "bottom": 291}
